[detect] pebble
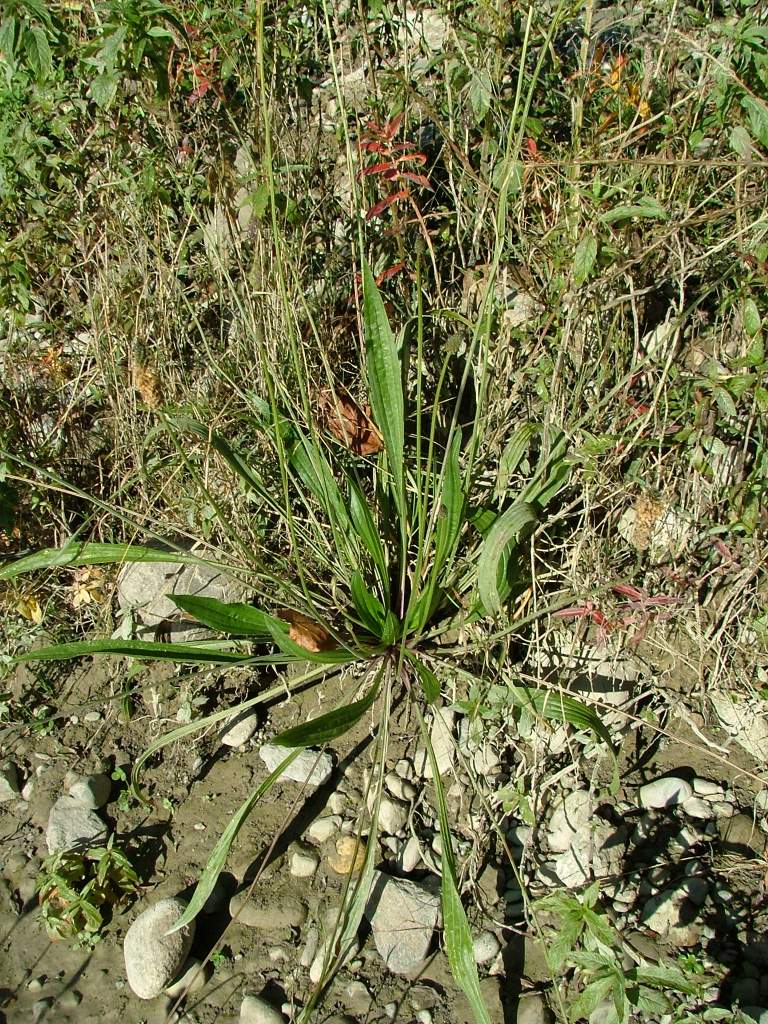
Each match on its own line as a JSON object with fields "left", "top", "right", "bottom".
{"left": 343, "top": 979, "right": 373, "bottom": 1016}
{"left": 300, "top": 926, "right": 319, "bottom": 968}
{"left": 259, "top": 744, "right": 333, "bottom": 786}
{"left": 66, "top": 772, "right": 112, "bottom": 809}
{"left": 508, "top": 825, "right": 533, "bottom": 846}
{"left": 394, "top": 759, "right": 413, "bottom": 780}
{"left": 692, "top": 777, "right": 725, "bottom": 798}
{"left": 473, "top": 931, "right": 501, "bottom": 964}
{"left": 756, "top": 791, "right": 768, "bottom": 814}
{"left": 123, "top": 898, "right": 195, "bottom": 999}
{"left": 164, "top": 958, "right": 212, "bottom": 998}
{"left": 27, "top": 977, "right": 44, "bottom": 992}
{"left": 327, "top": 793, "right": 345, "bottom": 814}
{"left": 682, "top": 795, "right": 714, "bottom": 820}
{"left": 417, "top": 708, "right": 456, "bottom": 780}
{"left": 639, "top": 776, "right": 693, "bottom": 809}
{"left": 415, "top": 1011, "right": 432, "bottom": 1024}
{"left": 515, "top": 992, "right": 554, "bottom": 1024}
{"left": 383, "top": 1002, "right": 397, "bottom": 1019}
{"left": 229, "top": 890, "right": 308, "bottom": 931}
{"left": 712, "top": 801, "right": 737, "bottom": 818}
{"left": 220, "top": 710, "right": 259, "bottom": 747}
{"left": 365, "top": 871, "right": 441, "bottom": 974}
{"left": 239, "top": 993, "right": 286, "bottom": 1024}
{"left": 0, "top": 763, "right": 20, "bottom": 802}
{"left": 398, "top": 835, "right": 423, "bottom": 873}
{"left": 32, "top": 999, "right": 53, "bottom": 1021}
{"left": 384, "top": 772, "right": 416, "bottom": 802}
{"left": 58, "top": 989, "right": 82, "bottom": 1009}
{"left": 4, "top": 851, "right": 27, "bottom": 875}
{"left": 83, "top": 711, "right": 102, "bottom": 723}
{"left": 307, "top": 816, "right": 341, "bottom": 844}
{"left": 719, "top": 813, "right": 763, "bottom": 851}
{"left": 546, "top": 789, "right": 592, "bottom": 852}
{"left": 46, "top": 795, "right": 108, "bottom": 855}
{"left": 640, "top": 885, "right": 702, "bottom": 947}
{"left": 328, "top": 836, "right": 366, "bottom": 875}
{"left": 289, "top": 848, "right": 320, "bottom": 878}
{"left": 377, "top": 795, "right": 409, "bottom": 835}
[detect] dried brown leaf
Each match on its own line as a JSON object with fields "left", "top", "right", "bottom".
{"left": 319, "top": 389, "right": 383, "bottom": 456}
{"left": 277, "top": 610, "right": 333, "bottom": 653}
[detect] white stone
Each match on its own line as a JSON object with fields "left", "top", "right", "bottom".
{"left": 117, "top": 559, "right": 248, "bottom": 642}
{"left": 307, "top": 816, "right": 341, "bottom": 844}
{"left": 67, "top": 772, "right": 111, "bottom": 809}
{"left": 164, "top": 957, "right": 211, "bottom": 998}
{"left": 300, "top": 926, "right": 319, "bottom": 968}
{"left": 365, "top": 871, "right": 441, "bottom": 974}
{"left": 398, "top": 835, "right": 423, "bottom": 873}
{"left": 221, "top": 710, "right": 259, "bottom": 747}
{"left": 640, "top": 886, "right": 702, "bottom": 947}
{"left": 711, "top": 692, "right": 768, "bottom": 763}
{"left": 290, "top": 848, "right": 320, "bottom": 878}
{"left": 384, "top": 772, "right": 417, "bottom": 802}
{"left": 692, "top": 778, "right": 725, "bottom": 798}
{"left": 712, "top": 801, "right": 737, "bottom": 819}
{"left": 547, "top": 790, "right": 593, "bottom": 852}
{"left": 124, "top": 898, "right": 195, "bottom": 999}
{"left": 394, "top": 759, "right": 413, "bottom": 780}
{"left": 377, "top": 795, "right": 409, "bottom": 836}
{"left": 0, "top": 763, "right": 20, "bottom": 802}
{"left": 473, "top": 931, "right": 501, "bottom": 964}
{"left": 46, "top": 796, "right": 107, "bottom": 854}
{"left": 638, "top": 776, "right": 692, "bottom": 810}
{"left": 239, "top": 994, "right": 286, "bottom": 1024}
{"left": 259, "top": 743, "right": 333, "bottom": 786}
{"left": 427, "top": 708, "right": 456, "bottom": 779}
{"left": 682, "top": 796, "right": 714, "bottom": 820}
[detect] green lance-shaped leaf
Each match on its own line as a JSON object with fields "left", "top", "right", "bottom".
{"left": 573, "top": 231, "right": 598, "bottom": 286}
{"left": 496, "top": 423, "right": 540, "bottom": 497}
{"left": 171, "top": 595, "right": 285, "bottom": 638}
{"left": 167, "top": 747, "right": 304, "bottom": 934}
{"left": 348, "top": 480, "right": 388, "bottom": 592}
{"left": 14, "top": 639, "right": 254, "bottom": 666}
{"left": 362, "top": 258, "right": 405, "bottom": 516}
{"left": 507, "top": 684, "right": 614, "bottom": 749}
{"left": 425, "top": 718, "right": 491, "bottom": 1024}
{"left": 434, "top": 431, "right": 464, "bottom": 576}
{"left": 349, "top": 571, "right": 386, "bottom": 635}
{"left": 477, "top": 502, "right": 536, "bottom": 615}
{"left": 0, "top": 541, "right": 221, "bottom": 583}
{"left": 272, "top": 680, "right": 380, "bottom": 747}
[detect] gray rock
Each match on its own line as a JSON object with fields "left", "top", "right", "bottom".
{"left": 377, "top": 795, "right": 409, "bottom": 835}
{"left": 384, "top": 772, "right": 416, "bottom": 802}
{"left": 711, "top": 693, "right": 768, "bottom": 763}
{"left": 0, "top": 763, "right": 20, "bottom": 802}
{"left": 117, "top": 559, "right": 248, "bottom": 641}
{"left": 289, "top": 847, "right": 319, "bottom": 878}
{"left": 712, "top": 801, "right": 737, "bottom": 819}
{"left": 240, "top": 994, "right": 286, "bottom": 1024}
{"left": 692, "top": 777, "right": 725, "bottom": 798}
{"left": 720, "top": 813, "right": 762, "bottom": 851}
{"left": 516, "top": 992, "right": 554, "bottom": 1024}
{"left": 67, "top": 772, "right": 112, "bottom": 809}
{"left": 639, "top": 776, "right": 692, "bottom": 809}
{"left": 58, "top": 989, "right": 82, "bottom": 1009}
{"left": 415, "top": 708, "right": 456, "bottom": 779}
{"left": 365, "top": 871, "right": 441, "bottom": 974}
{"left": 123, "top": 898, "right": 195, "bottom": 999}
{"left": 32, "top": 998, "right": 53, "bottom": 1022}
{"left": 682, "top": 796, "right": 714, "bottom": 820}
{"left": 547, "top": 790, "right": 592, "bottom": 852}
{"left": 229, "top": 889, "right": 308, "bottom": 931}
{"left": 307, "top": 816, "right": 340, "bottom": 843}
{"left": 221, "top": 710, "right": 259, "bottom": 747}
{"left": 473, "top": 931, "right": 501, "bottom": 964}
{"left": 164, "top": 957, "right": 212, "bottom": 997}
{"left": 397, "top": 835, "right": 423, "bottom": 873}
{"left": 640, "top": 885, "right": 702, "bottom": 946}
{"left": 343, "top": 980, "right": 373, "bottom": 1016}
{"left": 46, "top": 796, "right": 107, "bottom": 854}
{"left": 259, "top": 743, "right": 333, "bottom": 786}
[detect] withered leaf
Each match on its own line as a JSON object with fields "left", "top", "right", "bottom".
{"left": 319, "top": 389, "right": 383, "bottom": 456}
{"left": 277, "top": 610, "right": 333, "bottom": 653}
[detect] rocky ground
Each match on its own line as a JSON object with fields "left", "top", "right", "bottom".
{"left": 2, "top": 562, "right": 768, "bottom": 1024}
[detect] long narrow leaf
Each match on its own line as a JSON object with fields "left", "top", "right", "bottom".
{"left": 0, "top": 542, "right": 219, "bottom": 583}
{"left": 348, "top": 480, "right": 388, "bottom": 591}
{"left": 477, "top": 502, "right": 536, "bottom": 615}
{"left": 434, "top": 432, "right": 464, "bottom": 575}
{"left": 424, "top": 715, "right": 490, "bottom": 1024}
{"left": 273, "top": 680, "right": 380, "bottom": 747}
{"left": 362, "top": 258, "right": 404, "bottom": 513}
{"left": 14, "top": 640, "right": 253, "bottom": 665}
{"left": 171, "top": 595, "right": 285, "bottom": 638}
{"left": 167, "top": 747, "right": 304, "bottom": 934}
{"left": 508, "top": 685, "right": 614, "bottom": 748}
{"left": 350, "top": 572, "right": 386, "bottom": 634}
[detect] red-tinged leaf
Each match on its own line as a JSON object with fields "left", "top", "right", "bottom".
{"left": 387, "top": 141, "right": 417, "bottom": 153}
{"left": 612, "top": 583, "right": 645, "bottom": 601}
{"left": 525, "top": 137, "right": 539, "bottom": 158}
{"left": 360, "top": 140, "right": 387, "bottom": 154}
{"left": 399, "top": 171, "right": 433, "bottom": 189}
{"left": 375, "top": 263, "right": 405, "bottom": 284}
{"left": 365, "top": 189, "right": 410, "bottom": 220}
{"left": 361, "top": 161, "right": 400, "bottom": 176}
{"left": 384, "top": 112, "right": 404, "bottom": 139}
{"left": 394, "top": 151, "right": 427, "bottom": 166}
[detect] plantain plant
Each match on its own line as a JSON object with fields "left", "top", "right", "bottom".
{"left": 1, "top": 259, "right": 612, "bottom": 1022}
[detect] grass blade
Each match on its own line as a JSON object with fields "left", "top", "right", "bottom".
{"left": 0, "top": 542, "right": 219, "bottom": 583}
{"left": 14, "top": 640, "right": 253, "bottom": 665}
{"left": 273, "top": 680, "right": 380, "bottom": 747}
{"left": 167, "top": 747, "right": 304, "bottom": 934}
{"left": 423, "top": 711, "right": 490, "bottom": 1024}
{"left": 362, "top": 258, "right": 404, "bottom": 514}
{"left": 508, "top": 684, "right": 614, "bottom": 748}
{"left": 477, "top": 502, "right": 536, "bottom": 615}
{"left": 348, "top": 480, "right": 388, "bottom": 591}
